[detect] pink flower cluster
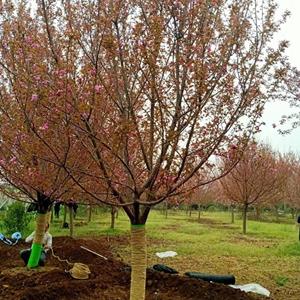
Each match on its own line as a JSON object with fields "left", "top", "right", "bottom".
{"left": 39, "top": 122, "right": 49, "bottom": 131}
{"left": 95, "top": 85, "right": 102, "bottom": 94}
{"left": 31, "top": 94, "right": 38, "bottom": 101}
{"left": 9, "top": 157, "right": 17, "bottom": 164}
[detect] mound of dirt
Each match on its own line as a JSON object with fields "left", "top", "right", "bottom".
{"left": 0, "top": 236, "right": 263, "bottom": 300}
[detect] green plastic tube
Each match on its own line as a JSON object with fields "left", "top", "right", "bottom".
{"left": 27, "top": 243, "right": 43, "bottom": 268}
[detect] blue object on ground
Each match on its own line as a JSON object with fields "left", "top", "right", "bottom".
{"left": 11, "top": 232, "right": 22, "bottom": 240}
{"left": 0, "top": 233, "right": 13, "bottom": 245}
{"left": 0, "top": 232, "right": 21, "bottom": 245}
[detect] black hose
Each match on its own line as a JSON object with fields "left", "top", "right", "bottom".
{"left": 185, "top": 272, "right": 236, "bottom": 285}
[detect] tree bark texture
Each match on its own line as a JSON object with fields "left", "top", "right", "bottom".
{"left": 130, "top": 225, "right": 146, "bottom": 300}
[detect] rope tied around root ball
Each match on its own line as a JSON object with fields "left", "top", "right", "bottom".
{"left": 68, "top": 263, "right": 91, "bottom": 280}
{"left": 50, "top": 247, "right": 91, "bottom": 280}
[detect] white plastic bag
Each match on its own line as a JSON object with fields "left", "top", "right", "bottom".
{"left": 229, "top": 283, "right": 270, "bottom": 297}
{"left": 155, "top": 251, "right": 177, "bottom": 258}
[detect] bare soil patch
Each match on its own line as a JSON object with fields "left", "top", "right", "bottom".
{"left": 0, "top": 236, "right": 262, "bottom": 300}
{"left": 187, "top": 217, "right": 239, "bottom": 230}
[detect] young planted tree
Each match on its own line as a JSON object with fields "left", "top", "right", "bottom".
{"left": 264, "top": 155, "right": 290, "bottom": 221}
{"left": 282, "top": 154, "right": 300, "bottom": 220}
{"left": 216, "top": 182, "right": 237, "bottom": 223}
{"left": 189, "top": 182, "right": 217, "bottom": 221}
{"left": 220, "top": 143, "right": 288, "bottom": 234}
{"left": 0, "top": 1, "right": 294, "bottom": 299}
{"left": 0, "top": 1, "right": 88, "bottom": 267}
{"left": 110, "top": 206, "right": 117, "bottom": 229}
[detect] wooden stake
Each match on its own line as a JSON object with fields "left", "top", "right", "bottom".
{"left": 80, "top": 246, "right": 108, "bottom": 260}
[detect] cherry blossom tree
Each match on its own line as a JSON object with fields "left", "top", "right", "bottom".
{"left": 0, "top": 0, "right": 90, "bottom": 267}
{"left": 282, "top": 153, "right": 300, "bottom": 219}
{"left": 219, "top": 142, "right": 288, "bottom": 234}
{"left": 189, "top": 183, "right": 217, "bottom": 221}
{"left": 215, "top": 181, "right": 237, "bottom": 223}
{"left": 0, "top": 1, "right": 294, "bottom": 299}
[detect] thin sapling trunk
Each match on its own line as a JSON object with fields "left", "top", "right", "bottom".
{"left": 69, "top": 205, "right": 74, "bottom": 237}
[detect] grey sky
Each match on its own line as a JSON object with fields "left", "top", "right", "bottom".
{"left": 258, "top": 0, "right": 300, "bottom": 154}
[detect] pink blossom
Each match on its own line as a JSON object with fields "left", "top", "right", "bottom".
{"left": 42, "top": 80, "right": 50, "bottom": 86}
{"left": 25, "top": 36, "right": 33, "bottom": 44}
{"left": 54, "top": 69, "right": 66, "bottom": 78}
{"left": 66, "top": 103, "right": 72, "bottom": 112}
{"left": 9, "top": 157, "right": 17, "bottom": 164}
{"left": 58, "top": 69, "right": 66, "bottom": 77}
{"left": 56, "top": 90, "right": 63, "bottom": 97}
{"left": 39, "top": 122, "right": 49, "bottom": 131}
{"left": 31, "top": 94, "right": 38, "bottom": 101}
{"left": 95, "top": 85, "right": 102, "bottom": 93}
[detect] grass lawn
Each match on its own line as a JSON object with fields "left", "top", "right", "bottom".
{"left": 1, "top": 206, "right": 299, "bottom": 299}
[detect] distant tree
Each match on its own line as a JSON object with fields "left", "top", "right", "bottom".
{"left": 282, "top": 154, "right": 300, "bottom": 219}
{"left": 220, "top": 143, "right": 288, "bottom": 234}
{"left": 216, "top": 181, "right": 237, "bottom": 223}
{"left": 189, "top": 183, "right": 217, "bottom": 221}
{"left": 263, "top": 155, "right": 290, "bottom": 221}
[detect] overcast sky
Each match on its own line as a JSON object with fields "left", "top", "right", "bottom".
{"left": 258, "top": 0, "right": 300, "bottom": 154}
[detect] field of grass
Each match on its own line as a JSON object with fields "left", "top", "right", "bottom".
{"left": 1, "top": 206, "right": 299, "bottom": 299}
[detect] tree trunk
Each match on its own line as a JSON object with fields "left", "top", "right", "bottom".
{"left": 63, "top": 204, "right": 67, "bottom": 226}
{"left": 111, "top": 206, "right": 116, "bottom": 229}
{"left": 255, "top": 206, "right": 261, "bottom": 220}
{"left": 231, "top": 206, "right": 235, "bottom": 224}
{"left": 116, "top": 208, "right": 119, "bottom": 219}
{"left": 165, "top": 202, "right": 168, "bottom": 219}
{"left": 198, "top": 207, "right": 201, "bottom": 222}
{"left": 296, "top": 209, "right": 300, "bottom": 222}
{"left": 27, "top": 212, "right": 49, "bottom": 268}
{"left": 189, "top": 209, "right": 192, "bottom": 217}
{"left": 291, "top": 208, "right": 295, "bottom": 220}
{"left": 130, "top": 225, "right": 146, "bottom": 300}
{"left": 87, "top": 205, "right": 92, "bottom": 223}
{"left": 242, "top": 204, "right": 248, "bottom": 234}
{"left": 274, "top": 207, "right": 279, "bottom": 222}
{"left": 69, "top": 206, "right": 74, "bottom": 238}
{"left": 27, "top": 192, "right": 52, "bottom": 268}
{"left": 50, "top": 206, "right": 54, "bottom": 223}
